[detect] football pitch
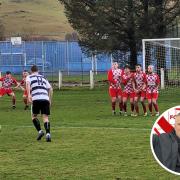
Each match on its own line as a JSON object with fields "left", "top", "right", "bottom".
{"left": 0, "top": 87, "right": 180, "bottom": 180}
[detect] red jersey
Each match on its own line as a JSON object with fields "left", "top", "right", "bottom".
{"left": 146, "top": 73, "right": 160, "bottom": 93}
{"left": 20, "top": 78, "right": 26, "bottom": 88}
{"left": 0, "top": 76, "right": 18, "bottom": 89}
{"left": 20, "top": 77, "right": 28, "bottom": 96}
{"left": 133, "top": 71, "right": 146, "bottom": 91}
{"left": 107, "top": 68, "right": 123, "bottom": 89}
{"left": 122, "top": 73, "right": 134, "bottom": 93}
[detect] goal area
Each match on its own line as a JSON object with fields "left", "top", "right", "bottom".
{"left": 142, "top": 38, "right": 180, "bottom": 90}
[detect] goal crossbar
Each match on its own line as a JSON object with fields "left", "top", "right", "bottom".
{"left": 143, "top": 38, "right": 180, "bottom": 42}
{"left": 148, "top": 41, "right": 180, "bottom": 51}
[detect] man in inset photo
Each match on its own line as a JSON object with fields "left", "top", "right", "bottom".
{"left": 153, "top": 113, "right": 180, "bottom": 173}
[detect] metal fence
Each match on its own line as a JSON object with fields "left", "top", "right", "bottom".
{"left": 0, "top": 41, "right": 112, "bottom": 75}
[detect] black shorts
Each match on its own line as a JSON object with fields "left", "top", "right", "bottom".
{"left": 32, "top": 100, "right": 50, "bottom": 115}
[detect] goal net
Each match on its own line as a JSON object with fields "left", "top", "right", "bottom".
{"left": 142, "top": 38, "right": 180, "bottom": 91}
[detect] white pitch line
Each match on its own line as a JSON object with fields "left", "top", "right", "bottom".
{"left": 55, "top": 126, "right": 151, "bottom": 131}
{"left": 1, "top": 124, "right": 150, "bottom": 131}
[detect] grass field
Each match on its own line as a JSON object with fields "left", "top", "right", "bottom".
{"left": 0, "top": 87, "right": 180, "bottom": 179}
{"left": 0, "top": 0, "right": 73, "bottom": 40}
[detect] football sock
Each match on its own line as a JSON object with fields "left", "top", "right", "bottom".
{"left": 112, "top": 102, "right": 116, "bottom": 111}
{"left": 123, "top": 102, "right": 127, "bottom": 112}
{"left": 32, "top": 118, "right": 41, "bottom": 132}
{"left": 23, "top": 98, "right": 28, "bottom": 105}
{"left": 148, "top": 103, "right": 153, "bottom": 113}
{"left": 119, "top": 102, "right": 123, "bottom": 111}
{"left": 44, "top": 122, "right": 50, "bottom": 134}
{"left": 135, "top": 102, "right": 139, "bottom": 114}
{"left": 130, "top": 103, "right": 134, "bottom": 112}
{"left": 12, "top": 97, "right": 16, "bottom": 105}
{"left": 141, "top": 101, "right": 147, "bottom": 113}
{"left": 153, "top": 102, "right": 159, "bottom": 112}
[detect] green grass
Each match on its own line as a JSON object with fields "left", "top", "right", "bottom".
{"left": 168, "top": 68, "right": 180, "bottom": 80}
{"left": 0, "top": 87, "right": 180, "bottom": 179}
{"left": 0, "top": 0, "right": 73, "bottom": 40}
{"left": 62, "top": 73, "right": 108, "bottom": 85}
{"left": 4, "top": 73, "right": 108, "bottom": 87}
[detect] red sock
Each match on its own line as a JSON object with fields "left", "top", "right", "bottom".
{"left": 119, "top": 102, "right": 123, "bottom": 111}
{"left": 148, "top": 103, "right": 152, "bottom": 112}
{"left": 131, "top": 103, "right": 134, "bottom": 112}
{"left": 12, "top": 97, "right": 16, "bottom": 105}
{"left": 153, "top": 103, "right": 159, "bottom": 112}
{"left": 135, "top": 103, "right": 139, "bottom": 114}
{"left": 124, "top": 103, "right": 127, "bottom": 112}
{"left": 23, "top": 98, "right": 28, "bottom": 105}
{"left": 141, "top": 102, "right": 147, "bottom": 113}
{"left": 112, "top": 102, "right": 116, "bottom": 111}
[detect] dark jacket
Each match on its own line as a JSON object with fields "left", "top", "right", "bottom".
{"left": 153, "top": 130, "right": 179, "bottom": 171}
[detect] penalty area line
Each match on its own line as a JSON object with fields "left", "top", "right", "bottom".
{"left": 1, "top": 124, "right": 150, "bottom": 131}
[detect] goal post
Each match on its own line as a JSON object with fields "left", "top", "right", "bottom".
{"left": 142, "top": 38, "right": 180, "bottom": 90}
{"left": 160, "top": 68, "right": 165, "bottom": 89}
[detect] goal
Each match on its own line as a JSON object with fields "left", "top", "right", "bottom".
{"left": 142, "top": 38, "right": 180, "bottom": 90}
{"left": 0, "top": 39, "right": 26, "bottom": 72}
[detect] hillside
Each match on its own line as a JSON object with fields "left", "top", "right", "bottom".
{"left": 0, "top": 0, "right": 73, "bottom": 40}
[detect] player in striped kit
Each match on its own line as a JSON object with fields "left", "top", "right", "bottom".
{"left": 133, "top": 64, "right": 147, "bottom": 116}
{"left": 0, "top": 71, "right": 19, "bottom": 109}
{"left": 146, "top": 65, "right": 160, "bottom": 116}
{"left": 121, "top": 64, "right": 135, "bottom": 116}
{"left": 26, "top": 65, "right": 53, "bottom": 142}
{"left": 107, "top": 62, "right": 123, "bottom": 115}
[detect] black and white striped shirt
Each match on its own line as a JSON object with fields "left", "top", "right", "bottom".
{"left": 26, "top": 74, "right": 51, "bottom": 101}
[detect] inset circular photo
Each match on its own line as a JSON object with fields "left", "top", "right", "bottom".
{"left": 150, "top": 106, "right": 180, "bottom": 175}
